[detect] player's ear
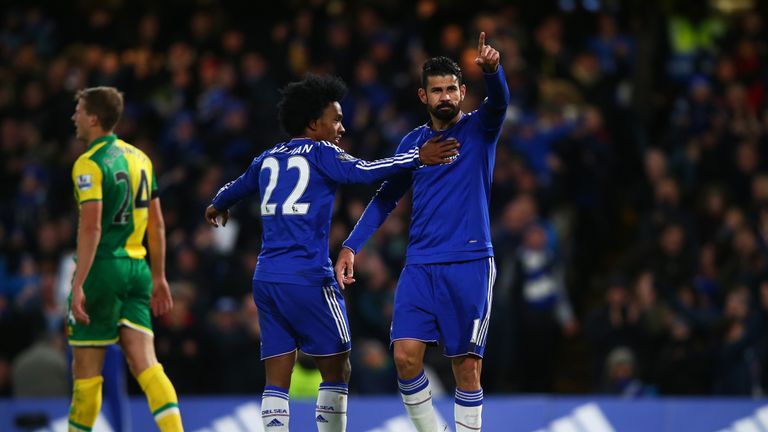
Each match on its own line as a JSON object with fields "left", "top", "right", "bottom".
{"left": 307, "top": 118, "right": 318, "bottom": 131}
{"left": 418, "top": 88, "right": 427, "bottom": 104}
{"left": 460, "top": 84, "right": 467, "bottom": 101}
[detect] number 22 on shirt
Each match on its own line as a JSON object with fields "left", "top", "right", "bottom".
{"left": 260, "top": 156, "right": 311, "bottom": 216}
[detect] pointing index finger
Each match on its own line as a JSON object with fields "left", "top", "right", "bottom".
{"left": 478, "top": 32, "right": 486, "bottom": 52}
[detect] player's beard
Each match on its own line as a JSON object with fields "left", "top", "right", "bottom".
{"left": 429, "top": 102, "right": 460, "bottom": 121}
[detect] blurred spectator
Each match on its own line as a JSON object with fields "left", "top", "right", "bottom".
{"left": 712, "top": 286, "right": 762, "bottom": 395}
{"left": 587, "top": 13, "right": 634, "bottom": 77}
{"left": 507, "top": 108, "right": 577, "bottom": 188}
{"left": 159, "top": 111, "right": 204, "bottom": 167}
{"left": 201, "top": 296, "right": 257, "bottom": 393}
{"left": 655, "top": 315, "right": 711, "bottom": 394}
{"left": 649, "top": 222, "right": 696, "bottom": 300}
{"left": 347, "top": 250, "right": 396, "bottom": 343}
{"left": 631, "top": 271, "right": 669, "bottom": 381}
{"left": 350, "top": 339, "right": 398, "bottom": 394}
{"left": 154, "top": 282, "right": 204, "bottom": 394}
{"left": 664, "top": 1, "right": 725, "bottom": 83}
{"left": 585, "top": 277, "right": 639, "bottom": 389}
{"left": 601, "top": 346, "right": 656, "bottom": 397}
{"left": 712, "top": 317, "right": 761, "bottom": 395}
{"left": 510, "top": 222, "right": 577, "bottom": 392}
{"left": 11, "top": 334, "right": 67, "bottom": 397}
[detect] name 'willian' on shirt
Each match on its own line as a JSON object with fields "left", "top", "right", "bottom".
{"left": 267, "top": 142, "right": 315, "bottom": 155}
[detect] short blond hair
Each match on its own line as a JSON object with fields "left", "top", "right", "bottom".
{"left": 75, "top": 86, "right": 124, "bottom": 131}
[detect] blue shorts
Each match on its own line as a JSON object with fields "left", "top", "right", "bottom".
{"left": 391, "top": 257, "right": 495, "bottom": 357}
{"left": 253, "top": 280, "right": 351, "bottom": 359}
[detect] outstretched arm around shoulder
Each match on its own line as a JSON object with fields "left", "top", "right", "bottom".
{"left": 315, "top": 137, "right": 459, "bottom": 185}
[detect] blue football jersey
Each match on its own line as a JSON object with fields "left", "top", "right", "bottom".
{"left": 344, "top": 67, "right": 510, "bottom": 264}
{"left": 212, "top": 138, "right": 421, "bottom": 285}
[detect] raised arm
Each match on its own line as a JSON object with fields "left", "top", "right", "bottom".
{"left": 475, "top": 32, "right": 511, "bottom": 130}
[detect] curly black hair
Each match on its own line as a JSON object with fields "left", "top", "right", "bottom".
{"left": 277, "top": 74, "right": 348, "bottom": 137}
{"left": 421, "top": 56, "right": 463, "bottom": 88}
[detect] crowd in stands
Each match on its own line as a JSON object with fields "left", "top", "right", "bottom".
{"left": 2, "top": 0, "right": 768, "bottom": 398}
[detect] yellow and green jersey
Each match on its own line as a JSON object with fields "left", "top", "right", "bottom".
{"left": 72, "top": 134, "right": 158, "bottom": 259}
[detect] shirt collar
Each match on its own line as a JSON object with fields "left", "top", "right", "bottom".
{"left": 87, "top": 133, "right": 117, "bottom": 150}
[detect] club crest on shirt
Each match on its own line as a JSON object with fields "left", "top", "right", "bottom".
{"left": 336, "top": 152, "right": 357, "bottom": 162}
{"left": 77, "top": 174, "right": 93, "bottom": 190}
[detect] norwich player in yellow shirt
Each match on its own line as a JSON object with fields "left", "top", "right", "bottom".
{"left": 67, "top": 86, "right": 183, "bottom": 432}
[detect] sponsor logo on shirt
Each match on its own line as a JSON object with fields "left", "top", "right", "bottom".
{"left": 77, "top": 174, "right": 93, "bottom": 190}
{"left": 336, "top": 152, "right": 357, "bottom": 162}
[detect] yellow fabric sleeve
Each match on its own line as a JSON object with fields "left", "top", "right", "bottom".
{"left": 72, "top": 157, "right": 103, "bottom": 204}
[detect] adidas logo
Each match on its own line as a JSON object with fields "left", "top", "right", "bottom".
{"left": 721, "top": 404, "right": 768, "bottom": 431}
{"left": 48, "top": 413, "right": 115, "bottom": 432}
{"left": 536, "top": 403, "right": 615, "bottom": 432}
{"left": 316, "top": 414, "right": 329, "bottom": 423}
{"left": 195, "top": 401, "right": 262, "bottom": 431}
{"left": 267, "top": 418, "right": 285, "bottom": 427}
{"left": 371, "top": 410, "right": 451, "bottom": 431}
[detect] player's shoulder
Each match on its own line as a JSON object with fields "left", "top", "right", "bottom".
{"left": 72, "top": 153, "right": 102, "bottom": 193}
{"left": 74, "top": 150, "right": 94, "bottom": 164}
{"left": 316, "top": 140, "right": 359, "bottom": 163}
{"left": 73, "top": 151, "right": 102, "bottom": 172}
{"left": 317, "top": 140, "right": 344, "bottom": 154}
{"left": 253, "top": 144, "right": 280, "bottom": 164}
{"left": 458, "top": 109, "right": 482, "bottom": 128}
{"left": 398, "top": 125, "right": 429, "bottom": 148}
{"left": 407, "top": 124, "right": 431, "bottom": 138}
